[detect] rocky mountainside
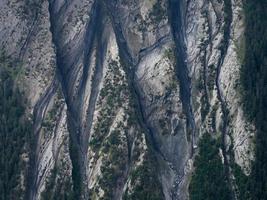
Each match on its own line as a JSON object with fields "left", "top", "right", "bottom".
{"left": 1, "top": 0, "right": 266, "bottom": 199}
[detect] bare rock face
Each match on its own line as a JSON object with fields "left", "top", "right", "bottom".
{"left": 0, "top": 0, "right": 254, "bottom": 199}
{"left": 185, "top": 0, "right": 254, "bottom": 175}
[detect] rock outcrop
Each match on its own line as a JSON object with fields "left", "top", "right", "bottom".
{"left": 0, "top": 0, "right": 254, "bottom": 199}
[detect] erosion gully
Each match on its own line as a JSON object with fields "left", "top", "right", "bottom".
{"left": 214, "top": 0, "right": 238, "bottom": 199}
{"left": 168, "top": 0, "right": 196, "bottom": 157}
{"left": 47, "top": 0, "right": 105, "bottom": 199}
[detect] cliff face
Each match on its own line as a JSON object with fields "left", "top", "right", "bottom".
{"left": 0, "top": 0, "right": 255, "bottom": 199}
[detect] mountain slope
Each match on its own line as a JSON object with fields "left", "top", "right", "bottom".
{"left": 0, "top": 0, "right": 263, "bottom": 199}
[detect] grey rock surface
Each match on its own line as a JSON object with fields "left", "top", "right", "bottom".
{"left": 0, "top": 0, "right": 254, "bottom": 199}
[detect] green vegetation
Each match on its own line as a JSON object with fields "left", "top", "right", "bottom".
{"left": 228, "top": 135, "right": 251, "bottom": 199}
{"left": 189, "top": 133, "right": 231, "bottom": 200}
{"left": 0, "top": 51, "right": 32, "bottom": 200}
{"left": 159, "top": 118, "right": 169, "bottom": 135}
{"left": 89, "top": 58, "right": 129, "bottom": 199}
{"left": 89, "top": 57, "right": 164, "bottom": 199}
{"left": 123, "top": 150, "right": 164, "bottom": 200}
{"left": 210, "top": 103, "right": 218, "bottom": 132}
{"left": 89, "top": 59, "right": 127, "bottom": 152}
{"left": 22, "top": 0, "right": 42, "bottom": 18}
{"left": 200, "top": 92, "right": 209, "bottom": 121}
{"left": 207, "top": 64, "right": 216, "bottom": 92}
{"left": 240, "top": 0, "right": 267, "bottom": 199}
{"left": 163, "top": 48, "right": 175, "bottom": 63}
{"left": 194, "top": 71, "right": 210, "bottom": 122}
{"left": 136, "top": 0, "right": 167, "bottom": 32}
{"left": 232, "top": 164, "right": 250, "bottom": 199}
{"left": 41, "top": 162, "right": 73, "bottom": 200}
{"left": 41, "top": 168, "right": 57, "bottom": 200}
{"left": 234, "top": 37, "right": 246, "bottom": 65}
{"left": 149, "top": 0, "right": 166, "bottom": 25}
{"left": 42, "top": 90, "right": 64, "bottom": 135}
{"left": 97, "top": 130, "right": 128, "bottom": 200}
{"left": 220, "top": 0, "right": 232, "bottom": 54}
